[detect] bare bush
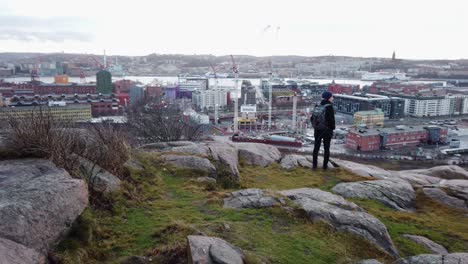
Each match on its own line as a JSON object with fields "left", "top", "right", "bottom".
{"left": 81, "top": 123, "right": 131, "bottom": 176}
{"left": 4, "top": 107, "right": 85, "bottom": 174}
{"left": 127, "top": 97, "right": 204, "bottom": 143}
{"left": 4, "top": 107, "right": 130, "bottom": 179}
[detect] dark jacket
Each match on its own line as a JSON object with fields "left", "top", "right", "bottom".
{"left": 320, "top": 99, "right": 335, "bottom": 130}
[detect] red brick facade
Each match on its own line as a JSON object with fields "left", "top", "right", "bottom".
{"left": 346, "top": 127, "right": 448, "bottom": 151}
{"left": 328, "top": 84, "right": 359, "bottom": 95}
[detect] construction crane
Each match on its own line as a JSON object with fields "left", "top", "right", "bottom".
{"left": 30, "top": 56, "right": 41, "bottom": 82}
{"left": 268, "top": 58, "right": 273, "bottom": 130}
{"left": 230, "top": 55, "right": 239, "bottom": 133}
{"left": 209, "top": 63, "right": 219, "bottom": 125}
{"left": 90, "top": 56, "right": 105, "bottom": 70}
{"left": 88, "top": 50, "right": 110, "bottom": 70}
{"left": 292, "top": 91, "right": 297, "bottom": 131}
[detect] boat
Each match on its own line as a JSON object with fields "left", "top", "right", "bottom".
{"left": 231, "top": 133, "right": 303, "bottom": 147}
{"left": 361, "top": 72, "right": 409, "bottom": 81}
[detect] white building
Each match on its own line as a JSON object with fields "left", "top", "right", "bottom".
{"left": 178, "top": 77, "right": 209, "bottom": 91}
{"left": 192, "top": 89, "right": 228, "bottom": 111}
{"left": 401, "top": 95, "right": 468, "bottom": 117}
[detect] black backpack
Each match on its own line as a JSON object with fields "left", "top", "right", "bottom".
{"left": 311, "top": 104, "right": 329, "bottom": 130}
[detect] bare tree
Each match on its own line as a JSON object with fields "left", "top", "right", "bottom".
{"left": 127, "top": 97, "right": 204, "bottom": 143}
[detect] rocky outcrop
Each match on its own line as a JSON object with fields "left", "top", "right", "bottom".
{"left": 280, "top": 188, "right": 399, "bottom": 258}
{"left": 332, "top": 159, "right": 393, "bottom": 179}
{"left": 438, "top": 179, "right": 468, "bottom": 201}
{"left": 236, "top": 143, "right": 281, "bottom": 167}
{"left": 392, "top": 172, "right": 442, "bottom": 186}
{"left": 145, "top": 141, "right": 241, "bottom": 180}
{"left": 402, "top": 235, "right": 448, "bottom": 254}
{"left": 332, "top": 180, "right": 415, "bottom": 211}
{"left": 334, "top": 159, "right": 443, "bottom": 186}
{"left": 141, "top": 141, "right": 196, "bottom": 150}
{"left": 187, "top": 235, "right": 244, "bottom": 264}
{"left": 403, "top": 165, "right": 468, "bottom": 180}
{"left": 161, "top": 155, "right": 216, "bottom": 175}
{"left": 423, "top": 187, "right": 467, "bottom": 210}
{"left": 280, "top": 155, "right": 334, "bottom": 169}
{"left": 395, "top": 253, "right": 468, "bottom": 264}
{"left": 0, "top": 237, "right": 45, "bottom": 264}
{"left": 170, "top": 145, "right": 210, "bottom": 157}
{"left": 207, "top": 143, "right": 240, "bottom": 180}
{"left": 224, "top": 188, "right": 279, "bottom": 209}
{"left": 79, "top": 158, "right": 121, "bottom": 193}
{"left": 280, "top": 154, "right": 312, "bottom": 169}
{"left": 421, "top": 179, "right": 468, "bottom": 210}
{"left": 280, "top": 188, "right": 362, "bottom": 211}
{"left": 0, "top": 159, "right": 88, "bottom": 255}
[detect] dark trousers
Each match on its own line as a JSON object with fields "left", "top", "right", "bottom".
{"left": 312, "top": 129, "right": 333, "bottom": 169}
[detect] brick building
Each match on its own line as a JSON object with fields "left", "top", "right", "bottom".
{"left": 113, "top": 79, "right": 134, "bottom": 94}
{"left": 346, "top": 125, "right": 448, "bottom": 151}
{"left": 33, "top": 83, "right": 97, "bottom": 95}
{"left": 328, "top": 83, "right": 360, "bottom": 95}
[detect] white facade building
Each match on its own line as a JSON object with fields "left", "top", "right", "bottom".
{"left": 402, "top": 95, "right": 468, "bottom": 117}
{"left": 192, "top": 89, "right": 228, "bottom": 111}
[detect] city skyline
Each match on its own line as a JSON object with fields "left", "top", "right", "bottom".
{"left": 0, "top": 0, "right": 467, "bottom": 60}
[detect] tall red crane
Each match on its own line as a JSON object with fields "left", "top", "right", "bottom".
{"left": 89, "top": 56, "right": 105, "bottom": 70}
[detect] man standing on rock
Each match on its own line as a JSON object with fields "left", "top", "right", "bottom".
{"left": 311, "top": 91, "right": 335, "bottom": 170}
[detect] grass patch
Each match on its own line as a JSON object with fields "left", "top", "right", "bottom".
{"left": 351, "top": 192, "right": 468, "bottom": 257}
{"left": 240, "top": 163, "right": 370, "bottom": 191}
{"left": 53, "top": 154, "right": 468, "bottom": 263}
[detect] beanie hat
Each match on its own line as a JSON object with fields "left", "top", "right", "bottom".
{"left": 322, "top": 91, "right": 333, "bottom": 100}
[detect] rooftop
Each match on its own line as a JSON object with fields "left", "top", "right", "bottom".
{"left": 0, "top": 104, "right": 92, "bottom": 111}
{"left": 354, "top": 109, "right": 384, "bottom": 116}
{"left": 334, "top": 93, "right": 391, "bottom": 101}
{"left": 351, "top": 125, "right": 444, "bottom": 136}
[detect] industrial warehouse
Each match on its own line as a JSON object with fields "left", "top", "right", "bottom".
{"left": 346, "top": 125, "right": 448, "bottom": 151}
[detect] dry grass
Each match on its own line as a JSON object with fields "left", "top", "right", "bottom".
{"left": 53, "top": 153, "right": 468, "bottom": 264}
{"left": 240, "top": 163, "right": 371, "bottom": 191}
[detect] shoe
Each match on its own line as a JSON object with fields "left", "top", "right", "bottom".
{"left": 322, "top": 166, "right": 328, "bottom": 170}
{"left": 312, "top": 166, "right": 318, "bottom": 170}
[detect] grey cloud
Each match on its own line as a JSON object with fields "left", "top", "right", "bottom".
{"left": 0, "top": 29, "right": 93, "bottom": 42}
{"left": 0, "top": 15, "right": 93, "bottom": 42}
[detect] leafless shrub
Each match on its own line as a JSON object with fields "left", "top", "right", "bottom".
{"left": 4, "top": 107, "right": 85, "bottom": 174}
{"left": 81, "top": 123, "right": 131, "bottom": 176}
{"left": 127, "top": 97, "right": 204, "bottom": 143}
{"left": 4, "top": 107, "right": 130, "bottom": 179}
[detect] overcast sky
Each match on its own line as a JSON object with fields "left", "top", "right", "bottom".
{"left": 0, "top": 0, "right": 467, "bottom": 59}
